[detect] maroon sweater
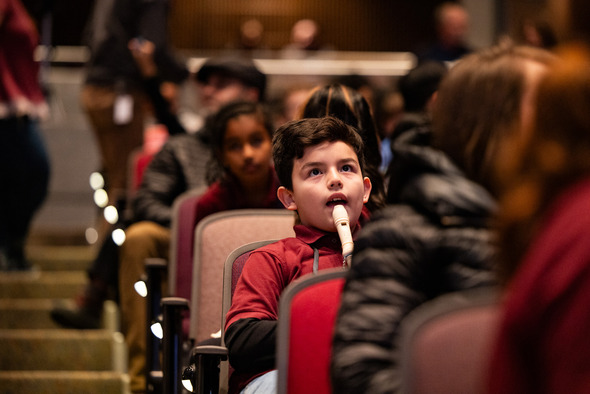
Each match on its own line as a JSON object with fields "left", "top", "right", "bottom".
{"left": 489, "top": 178, "right": 590, "bottom": 394}
{"left": 225, "top": 224, "right": 362, "bottom": 393}
{"left": 195, "top": 172, "right": 283, "bottom": 223}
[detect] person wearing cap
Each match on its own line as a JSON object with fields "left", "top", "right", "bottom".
{"left": 196, "top": 57, "right": 266, "bottom": 113}
{"left": 52, "top": 44, "right": 267, "bottom": 393}
{"left": 121, "top": 51, "right": 267, "bottom": 394}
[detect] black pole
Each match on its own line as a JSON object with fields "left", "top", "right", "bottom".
{"left": 145, "top": 258, "right": 168, "bottom": 393}
{"left": 162, "top": 297, "right": 189, "bottom": 394}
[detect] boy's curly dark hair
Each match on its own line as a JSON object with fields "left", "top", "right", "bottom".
{"left": 272, "top": 116, "right": 365, "bottom": 190}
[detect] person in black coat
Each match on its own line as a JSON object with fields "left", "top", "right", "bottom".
{"left": 330, "top": 43, "right": 555, "bottom": 394}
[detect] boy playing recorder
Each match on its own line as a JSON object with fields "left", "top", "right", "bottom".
{"left": 224, "top": 116, "right": 372, "bottom": 393}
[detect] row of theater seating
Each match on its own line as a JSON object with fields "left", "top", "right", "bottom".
{"left": 124, "top": 138, "right": 501, "bottom": 394}
{"left": 140, "top": 190, "right": 295, "bottom": 392}
{"left": 136, "top": 185, "right": 499, "bottom": 394}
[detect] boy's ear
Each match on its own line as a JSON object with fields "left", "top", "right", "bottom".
{"left": 277, "top": 186, "right": 298, "bottom": 211}
{"left": 362, "top": 176, "right": 372, "bottom": 204}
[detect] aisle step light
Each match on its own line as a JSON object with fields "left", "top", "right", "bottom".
{"left": 134, "top": 274, "right": 148, "bottom": 298}
{"left": 151, "top": 315, "right": 164, "bottom": 340}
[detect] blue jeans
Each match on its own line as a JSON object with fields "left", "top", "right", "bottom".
{"left": 241, "top": 370, "right": 277, "bottom": 394}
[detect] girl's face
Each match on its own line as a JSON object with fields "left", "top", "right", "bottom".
{"left": 222, "top": 114, "right": 272, "bottom": 186}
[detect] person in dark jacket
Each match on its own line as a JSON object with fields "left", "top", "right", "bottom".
{"left": 330, "top": 43, "right": 555, "bottom": 394}
{"left": 380, "top": 60, "right": 448, "bottom": 174}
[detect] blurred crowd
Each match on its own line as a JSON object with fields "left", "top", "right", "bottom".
{"left": 5, "top": 0, "right": 590, "bottom": 393}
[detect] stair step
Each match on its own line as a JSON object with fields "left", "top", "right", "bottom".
{"left": 0, "top": 299, "right": 121, "bottom": 331}
{"left": 0, "top": 329, "right": 127, "bottom": 372}
{"left": 0, "top": 271, "right": 86, "bottom": 299}
{"left": 0, "top": 299, "right": 70, "bottom": 329}
{"left": 0, "top": 370, "right": 130, "bottom": 394}
{"left": 27, "top": 244, "right": 94, "bottom": 271}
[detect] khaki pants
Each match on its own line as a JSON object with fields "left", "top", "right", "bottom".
{"left": 80, "top": 84, "right": 146, "bottom": 204}
{"left": 119, "top": 221, "right": 170, "bottom": 393}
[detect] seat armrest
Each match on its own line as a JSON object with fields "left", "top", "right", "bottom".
{"left": 183, "top": 345, "right": 228, "bottom": 394}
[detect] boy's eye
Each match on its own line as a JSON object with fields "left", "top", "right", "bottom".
{"left": 342, "top": 164, "right": 353, "bottom": 172}
{"left": 309, "top": 168, "right": 321, "bottom": 177}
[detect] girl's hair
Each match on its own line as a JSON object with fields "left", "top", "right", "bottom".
{"left": 205, "top": 100, "right": 273, "bottom": 185}
{"left": 300, "top": 83, "right": 385, "bottom": 211}
{"left": 431, "top": 43, "right": 555, "bottom": 196}
{"left": 496, "top": 44, "right": 590, "bottom": 281}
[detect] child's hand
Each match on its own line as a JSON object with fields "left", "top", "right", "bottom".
{"left": 129, "top": 38, "right": 157, "bottom": 78}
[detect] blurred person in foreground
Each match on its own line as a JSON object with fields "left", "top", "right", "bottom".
{"left": 0, "top": 0, "right": 50, "bottom": 271}
{"left": 488, "top": 44, "right": 590, "bottom": 394}
{"left": 330, "top": 43, "right": 555, "bottom": 394}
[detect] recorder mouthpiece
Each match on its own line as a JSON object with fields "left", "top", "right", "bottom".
{"left": 332, "top": 205, "right": 353, "bottom": 266}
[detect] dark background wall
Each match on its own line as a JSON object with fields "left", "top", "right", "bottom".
{"left": 166, "top": 0, "right": 441, "bottom": 52}
{"left": 21, "top": 0, "right": 571, "bottom": 53}
{"left": 19, "top": 0, "right": 452, "bottom": 52}
{"left": 21, "top": 0, "right": 93, "bottom": 46}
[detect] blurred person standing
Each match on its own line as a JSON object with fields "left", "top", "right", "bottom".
{"left": 0, "top": 0, "right": 50, "bottom": 270}
{"left": 416, "top": 2, "right": 473, "bottom": 64}
{"left": 80, "top": 0, "right": 187, "bottom": 222}
{"left": 224, "top": 18, "right": 272, "bottom": 59}
{"left": 281, "top": 18, "right": 334, "bottom": 59}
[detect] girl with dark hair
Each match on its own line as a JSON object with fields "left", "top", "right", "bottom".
{"left": 195, "top": 100, "right": 283, "bottom": 224}
{"left": 300, "top": 83, "right": 386, "bottom": 213}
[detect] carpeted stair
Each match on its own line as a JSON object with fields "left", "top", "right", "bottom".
{"left": 0, "top": 244, "right": 130, "bottom": 394}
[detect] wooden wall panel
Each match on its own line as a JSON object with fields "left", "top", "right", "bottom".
{"left": 168, "top": 0, "right": 442, "bottom": 52}
{"left": 21, "top": 0, "right": 569, "bottom": 52}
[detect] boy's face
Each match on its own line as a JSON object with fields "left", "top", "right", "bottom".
{"left": 278, "top": 141, "right": 372, "bottom": 232}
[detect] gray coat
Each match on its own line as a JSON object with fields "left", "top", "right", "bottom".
{"left": 331, "top": 126, "right": 497, "bottom": 393}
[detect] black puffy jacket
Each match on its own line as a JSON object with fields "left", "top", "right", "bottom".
{"left": 132, "top": 132, "right": 209, "bottom": 227}
{"left": 330, "top": 126, "right": 497, "bottom": 394}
